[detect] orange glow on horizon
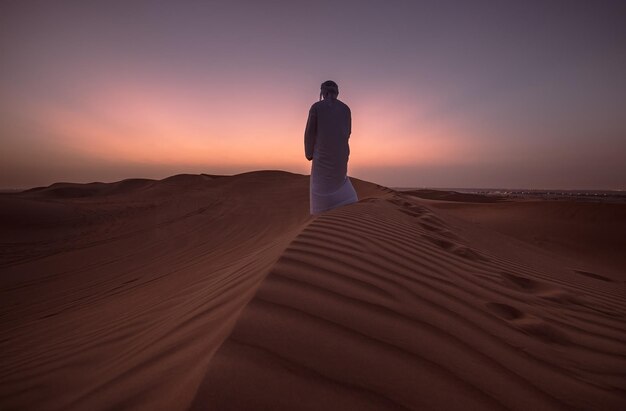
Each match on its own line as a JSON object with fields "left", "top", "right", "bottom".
{"left": 27, "top": 83, "right": 478, "bottom": 176}
{"left": 1, "top": 72, "right": 523, "bottom": 190}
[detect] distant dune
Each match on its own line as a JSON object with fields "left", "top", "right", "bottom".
{"left": 400, "top": 188, "right": 507, "bottom": 203}
{"left": 1, "top": 171, "right": 625, "bottom": 410}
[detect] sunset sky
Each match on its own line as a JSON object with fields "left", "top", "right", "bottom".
{"left": 1, "top": 1, "right": 625, "bottom": 189}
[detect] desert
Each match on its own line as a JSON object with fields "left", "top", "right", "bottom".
{"left": 1, "top": 171, "right": 624, "bottom": 410}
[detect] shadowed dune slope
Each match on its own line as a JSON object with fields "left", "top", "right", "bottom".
{"left": 192, "top": 192, "right": 626, "bottom": 410}
{"left": 0, "top": 171, "right": 389, "bottom": 410}
{"left": 425, "top": 199, "right": 626, "bottom": 279}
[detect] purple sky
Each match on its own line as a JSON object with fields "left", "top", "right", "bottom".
{"left": 1, "top": 0, "right": 625, "bottom": 189}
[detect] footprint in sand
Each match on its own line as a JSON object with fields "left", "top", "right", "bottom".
{"left": 388, "top": 196, "right": 429, "bottom": 218}
{"left": 423, "top": 234, "right": 490, "bottom": 262}
{"left": 515, "top": 317, "right": 571, "bottom": 345}
{"left": 419, "top": 214, "right": 445, "bottom": 225}
{"left": 419, "top": 215, "right": 448, "bottom": 230}
{"left": 485, "top": 302, "right": 524, "bottom": 320}
{"left": 419, "top": 222, "right": 458, "bottom": 240}
{"left": 397, "top": 208, "right": 424, "bottom": 218}
{"left": 390, "top": 195, "right": 490, "bottom": 262}
{"left": 500, "top": 272, "right": 557, "bottom": 294}
{"left": 500, "top": 272, "right": 585, "bottom": 305}
{"left": 419, "top": 222, "right": 441, "bottom": 232}
{"left": 450, "top": 245, "right": 490, "bottom": 262}
{"left": 485, "top": 302, "right": 571, "bottom": 345}
{"left": 423, "top": 234, "right": 455, "bottom": 251}
{"left": 574, "top": 269, "right": 614, "bottom": 282}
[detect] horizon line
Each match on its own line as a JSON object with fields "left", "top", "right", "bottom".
{"left": 1, "top": 169, "right": 624, "bottom": 193}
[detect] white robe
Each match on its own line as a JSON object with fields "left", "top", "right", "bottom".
{"left": 305, "top": 97, "right": 358, "bottom": 215}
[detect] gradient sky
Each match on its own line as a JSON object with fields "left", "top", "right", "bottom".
{"left": 1, "top": 0, "right": 625, "bottom": 189}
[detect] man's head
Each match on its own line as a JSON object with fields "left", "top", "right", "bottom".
{"left": 320, "top": 80, "right": 339, "bottom": 100}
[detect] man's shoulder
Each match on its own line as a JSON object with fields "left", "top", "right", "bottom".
{"left": 311, "top": 99, "right": 351, "bottom": 112}
{"left": 313, "top": 99, "right": 350, "bottom": 107}
{"left": 337, "top": 99, "right": 351, "bottom": 111}
{"left": 309, "top": 101, "right": 322, "bottom": 113}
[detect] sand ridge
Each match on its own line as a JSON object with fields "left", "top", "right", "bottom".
{"left": 1, "top": 171, "right": 323, "bottom": 409}
{"left": 191, "top": 192, "right": 626, "bottom": 410}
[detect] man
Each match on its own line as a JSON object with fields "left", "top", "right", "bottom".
{"left": 304, "top": 80, "right": 358, "bottom": 215}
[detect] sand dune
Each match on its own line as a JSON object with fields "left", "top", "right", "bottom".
{"left": 425, "top": 198, "right": 626, "bottom": 279}
{"left": 189, "top": 191, "right": 625, "bottom": 410}
{"left": 1, "top": 172, "right": 625, "bottom": 410}
{"left": 1, "top": 171, "right": 319, "bottom": 410}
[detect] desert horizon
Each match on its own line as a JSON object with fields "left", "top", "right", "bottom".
{"left": 3, "top": 170, "right": 626, "bottom": 195}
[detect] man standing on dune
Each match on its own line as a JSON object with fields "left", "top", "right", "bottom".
{"left": 305, "top": 80, "right": 358, "bottom": 215}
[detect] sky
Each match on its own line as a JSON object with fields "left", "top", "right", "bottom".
{"left": 1, "top": 0, "right": 625, "bottom": 189}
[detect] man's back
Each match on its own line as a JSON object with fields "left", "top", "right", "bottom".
{"left": 309, "top": 99, "right": 352, "bottom": 173}
{"left": 312, "top": 98, "right": 351, "bottom": 144}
